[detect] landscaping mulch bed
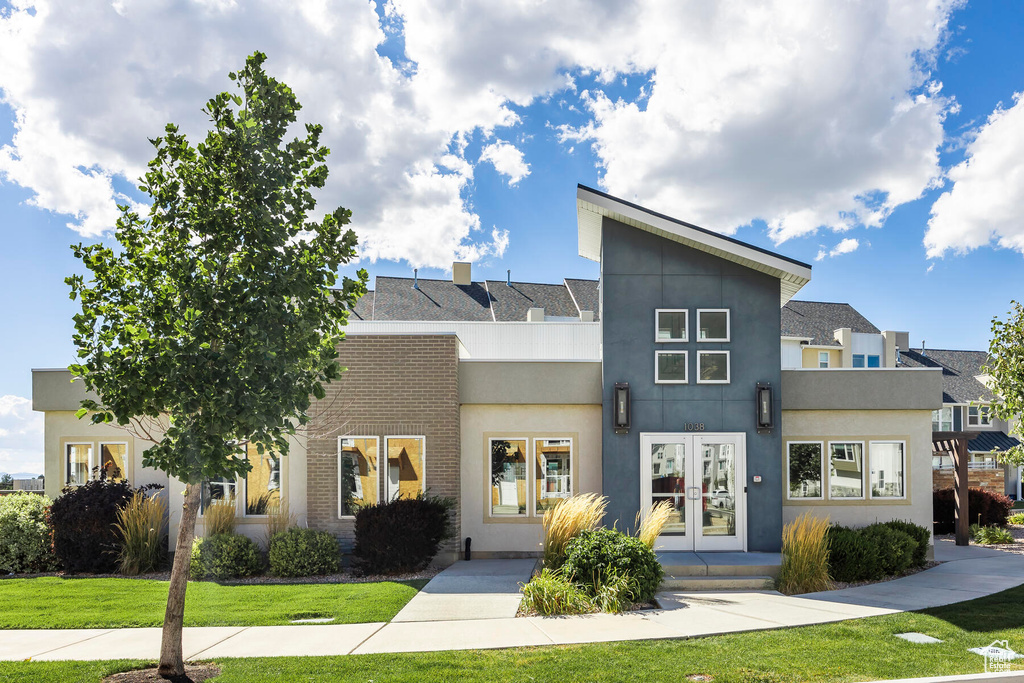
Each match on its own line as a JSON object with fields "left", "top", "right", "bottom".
{"left": 103, "top": 664, "right": 220, "bottom": 683}
{"left": 829, "top": 560, "right": 941, "bottom": 591}
{"left": 936, "top": 523, "right": 1024, "bottom": 556}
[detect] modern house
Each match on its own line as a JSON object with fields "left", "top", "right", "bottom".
{"left": 32, "top": 185, "right": 943, "bottom": 563}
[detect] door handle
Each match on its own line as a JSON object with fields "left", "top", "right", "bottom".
{"left": 687, "top": 487, "right": 701, "bottom": 500}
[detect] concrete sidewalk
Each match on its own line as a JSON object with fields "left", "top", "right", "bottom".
{"left": 2, "top": 541, "right": 1023, "bottom": 662}
{"left": 391, "top": 558, "right": 536, "bottom": 622}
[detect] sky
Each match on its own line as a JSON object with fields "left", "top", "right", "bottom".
{"left": 2, "top": 0, "right": 1024, "bottom": 475}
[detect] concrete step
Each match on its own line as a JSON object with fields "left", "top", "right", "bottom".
{"left": 660, "top": 575, "right": 776, "bottom": 591}
{"left": 657, "top": 552, "right": 783, "bottom": 579}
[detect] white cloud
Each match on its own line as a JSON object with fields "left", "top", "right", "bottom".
{"left": 0, "top": 0, "right": 965, "bottom": 267}
{"left": 479, "top": 139, "right": 530, "bottom": 185}
{"left": 925, "top": 92, "right": 1024, "bottom": 257}
{"left": 0, "top": 395, "right": 43, "bottom": 475}
{"left": 830, "top": 238, "right": 860, "bottom": 257}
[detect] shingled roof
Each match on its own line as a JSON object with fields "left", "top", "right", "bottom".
{"left": 346, "top": 275, "right": 600, "bottom": 322}
{"left": 897, "top": 348, "right": 996, "bottom": 404}
{"left": 781, "top": 301, "right": 880, "bottom": 346}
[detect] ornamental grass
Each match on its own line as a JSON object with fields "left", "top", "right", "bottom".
{"left": 541, "top": 493, "right": 607, "bottom": 569}
{"left": 635, "top": 500, "right": 673, "bottom": 549}
{"left": 777, "top": 512, "right": 833, "bottom": 595}
{"left": 115, "top": 491, "right": 168, "bottom": 575}
{"left": 264, "top": 500, "right": 296, "bottom": 546}
{"left": 203, "top": 498, "right": 237, "bottom": 536}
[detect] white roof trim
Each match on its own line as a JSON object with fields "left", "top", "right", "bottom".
{"left": 577, "top": 185, "right": 812, "bottom": 306}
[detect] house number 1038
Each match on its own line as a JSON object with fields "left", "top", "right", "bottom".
{"left": 684, "top": 423, "right": 705, "bottom": 431}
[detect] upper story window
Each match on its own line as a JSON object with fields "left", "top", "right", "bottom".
{"left": 932, "top": 406, "right": 953, "bottom": 431}
{"left": 853, "top": 354, "right": 865, "bottom": 368}
{"left": 818, "top": 352, "right": 830, "bottom": 369}
{"left": 655, "top": 350, "right": 689, "bottom": 384}
{"left": 656, "top": 309, "right": 688, "bottom": 342}
{"left": 968, "top": 405, "right": 991, "bottom": 426}
{"left": 867, "top": 355, "right": 880, "bottom": 368}
{"left": 696, "top": 309, "right": 730, "bottom": 342}
{"left": 853, "top": 354, "right": 882, "bottom": 368}
{"left": 697, "top": 350, "right": 730, "bottom": 384}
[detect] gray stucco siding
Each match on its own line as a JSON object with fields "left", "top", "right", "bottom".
{"left": 600, "top": 218, "right": 784, "bottom": 551}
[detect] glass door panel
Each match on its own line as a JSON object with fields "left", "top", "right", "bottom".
{"left": 699, "top": 441, "right": 737, "bottom": 539}
{"left": 650, "top": 441, "right": 688, "bottom": 536}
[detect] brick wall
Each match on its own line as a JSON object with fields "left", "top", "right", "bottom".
{"left": 306, "top": 335, "right": 461, "bottom": 556}
{"left": 932, "top": 468, "right": 1005, "bottom": 492}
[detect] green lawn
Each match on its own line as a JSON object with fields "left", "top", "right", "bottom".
{"left": 0, "top": 577, "right": 426, "bottom": 629}
{"left": 3, "top": 584, "right": 1024, "bottom": 682}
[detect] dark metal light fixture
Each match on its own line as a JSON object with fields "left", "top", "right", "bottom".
{"left": 756, "top": 382, "right": 773, "bottom": 433}
{"left": 614, "top": 382, "right": 630, "bottom": 434}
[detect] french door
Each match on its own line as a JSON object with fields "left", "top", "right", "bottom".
{"left": 640, "top": 433, "right": 746, "bottom": 551}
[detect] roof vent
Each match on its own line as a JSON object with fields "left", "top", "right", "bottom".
{"left": 921, "top": 340, "right": 926, "bottom": 357}
{"left": 412, "top": 268, "right": 419, "bottom": 290}
{"left": 453, "top": 262, "right": 471, "bottom": 286}
{"left": 506, "top": 269, "right": 511, "bottom": 286}
{"left": 896, "top": 346, "right": 901, "bottom": 364}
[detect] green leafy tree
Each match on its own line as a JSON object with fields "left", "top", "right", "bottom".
{"left": 67, "top": 52, "right": 366, "bottom": 677}
{"left": 984, "top": 300, "right": 1024, "bottom": 467}
{"left": 0, "top": 473, "right": 13, "bottom": 490}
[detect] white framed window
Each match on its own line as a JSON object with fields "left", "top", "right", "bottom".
{"left": 818, "top": 352, "right": 830, "bottom": 369}
{"left": 696, "top": 309, "right": 730, "bottom": 342}
{"left": 534, "top": 438, "right": 573, "bottom": 515}
{"left": 828, "top": 441, "right": 865, "bottom": 499}
{"left": 338, "top": 436, "right": 379, "bottom": 518}
{"left": 787, "top": 441, "right": 824, "bottom": 500}
{"left": 65, "top": 442, "right": 93, "bottom": 486}
{"left": 655, "top": 350, "right": 689, "bottom": 384}
{"left": 385, "top": 436, "right": 425, "bottom": 501}
{"left": 243, "top": 443, "right": 281, "bottom": 517}
{"left": 489, "top": 438, "right": 528, "bottom": 517}
{"left": 200, "top": 477, "right": 238, "bottom": 514}
{"left": 968, "top": 405, "right": 991, "bottom": 426}
{"left": 697, "top": 350, "right": 730, "bottom": 384}
{"left": 98, "top": 442, "right": 128, "bottom": 482}
{"left": 655, "top": 309, "right": 688, "bottom": 342}
{"left": 869, "top": 441, "right": 906, "bottom": 499}
{"left": 852, "top": 354, "right": 865, "bottom": 368}
{"left": 932, "top": 406, "right": 953, "bottom": 432}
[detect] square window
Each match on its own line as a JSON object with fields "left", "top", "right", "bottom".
{"left": 867, "top": 355, "right": 881, "bottom": 368}
{"left": 852, "top": 354, "right": 865, "bottom": 368}
{"left": 696, "top": 309, "right": 730, "bottom": 342}
{"left": 656, "top": 309, "right": 688, "bottom": 342}
{"left": 66, "top": 443, "right": 92, "bottom": 486}
{"left": 339, "top": 437, "right": 379, "bottom": 517}
{"left": 535, "top": 438, "right": 572, "bottom": 514}
{"left": 697, "top": 350, "right": 730, "bottom": 384}
{"left": 788, "top": 442, "right": 823, "bottom": 499}
{"left": 828, "top": 442, "right": 864, "bottom": 498}
{"left": 655, "top": 351, "right": 688, "bottom": 384}
{"left": 818, "top": 352, "right": 830, "bottom": 368}
{"left": 490, "top": 438, "right": 528, "bottom": 516}
{"left": 970, "top": 405, "right": 991, "bottom": 426}
{"left": 386, "top": 437, "right": 425, "bottom": 501}
{"left": 870, "top": 441, "right": 905, "bottom": 498}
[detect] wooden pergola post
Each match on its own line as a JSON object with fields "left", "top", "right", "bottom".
{"left": 934, "top": 431, "right": 975, "bottom": 547}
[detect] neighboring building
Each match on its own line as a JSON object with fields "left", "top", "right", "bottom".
{"left": 781, "top": 300, "right": 905, "bottom": 370}
{"left": 32, "top": 185, "right": 942, "bottom": 562}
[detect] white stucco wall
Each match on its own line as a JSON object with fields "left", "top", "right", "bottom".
{"left": 782, "top": 409, "right": 934, "bottom": 555}
{"left": 460, "top": 404, "right": 602, "bottom": 555}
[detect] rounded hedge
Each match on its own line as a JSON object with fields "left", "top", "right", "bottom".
{"left": 827, "top": 525, "right": 880, "bottom": 583}
{"left": 881, "top": 519, "right": 930, "bottom": 568}
{"left": 268, "top": 527, "right": 340, "bottom": 577}
{"left": 352, "top": 495, "right": 455, "bottom": 575}
{"left": 561, "top": 528, "right": 663, "bottom": 603}
{"left": 190, "top": 533, "right": 263, "bottom": 580}
{"left": 862, "top": 524, "right": 915, "bottom": 576}
{"left": 0, "top": 493, "right": 59, "bottom": 574}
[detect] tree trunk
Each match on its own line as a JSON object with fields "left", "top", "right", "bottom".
{"left": 158, "top": 483, "right": 201, "bottom": 678}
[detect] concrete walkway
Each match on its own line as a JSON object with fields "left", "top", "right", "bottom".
{"left": 2, "top": 541, "right": 1023, "bottom": 662}
{"left": 391, "top": 558, "right": 536, "bottom": 622}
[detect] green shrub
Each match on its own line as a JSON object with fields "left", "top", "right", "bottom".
{"left": 1008, "top": 512, "right": 1024, "bottom": 525}
{"left": 972, "top": 524, "right": 1014, "bottom": 545}
{"left": 0, "top": 493, "right": 59, "bottom": 573}
{"left": 862, "top": 524, "right": 915, "bottom": 576}
{"left": 590, "top": 569, "right": 633, "bottom": 613}
{"left": 827, "top": 525, "right": 880, "bottom": 583}
{"left": 48, "top": 477, "right": 136, "bottom": 573}
{"left": 561, "top": 527, "right": 663, "bottom": 604}
{"left": 881, "top": 519, "right": 930, "bottom": 567}
{"left": 268, "top": 527, "right": 340, "bottom": 577}
{"left": 520, "top": 568, "right": 594, "bottom": 616}
{"left": 352, "top": 494, "right": 455, "bottom": 575}
{"left": 190, "top": 533, "right": 263, "bottom": 580}
{"left": 933, "top": 487, "right": 1013, "bottom": 534}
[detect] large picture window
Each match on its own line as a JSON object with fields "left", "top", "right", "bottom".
{"left": 696, "top": 309, "right": 730, "bottom": 342}
{"left": 656, "top": 309, "right": 688, "bottom": 342}
{"left": 535, "top": 438, "right": 572, "bottom": 514}
{"left": 828, "top": 442, "right": 865, "bottom": 499}
{"left": 244, "top": 443, "right": 281, "bottom": 516}
{"left": 655, "top": 351, "right": 688, "bottom": 384}
{"left": 490, "top": 438, "right": 528, "bottom": 516}
{"left": 787, "top": 442, "right": 823, "bottom": 500}
{"left": 870, "top": 441, "right": 905, "bottom": 499}
{"left": 66, "top": 443, "right": 92, "bottom": 486}
{"left": 697, "top": 350, "right": 730, "bottom": 384}
{"left": 385, "top": 436, "right": 425, "bottom": 501}
{"left": 338, "top": 436, "right": 379, "bottom": 517}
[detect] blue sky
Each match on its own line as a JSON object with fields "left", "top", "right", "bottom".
{"left": 2, "top": 1, "right": 1024, "bottom": 474}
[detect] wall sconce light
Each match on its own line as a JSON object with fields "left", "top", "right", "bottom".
{"left": 756, "top": 382, "right": 773, "bottom": 434}
{"left": 614, "top": 382, "right": 630, "bottom": 434}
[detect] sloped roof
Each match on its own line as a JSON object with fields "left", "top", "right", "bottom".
{"left": 485, "top": 280, "right": 580, "bottom": 321}
{"left": 781, "top": 301, "right": 880, "bottom": 346}
{"left": 350, "top": 291, "right": 374, "bottom": 320}
{"left": 565, "top": 278, "right": 600, "bottom": 321}
{"left": 968, "top": 430, "right": 1020, "bottom": 453}
{"left": 898, "top": 348, "right": 996, "bottom": 403}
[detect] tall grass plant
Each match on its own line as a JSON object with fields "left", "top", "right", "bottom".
{"left": 115, "top": 491, "right": 168, "bottom": 575}
{"left": 541, "top": 493, "right": 607, "bottom": 569}
{"left": 635, "top": 500, "right": 673, "bottom": 549}
{"left": 777, "top": 513, "right": 832, "bottom": 595}
{"left": 203, "top": 498, "right": 237, "bottom": 536}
